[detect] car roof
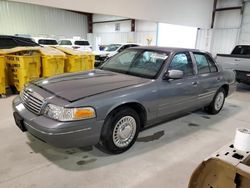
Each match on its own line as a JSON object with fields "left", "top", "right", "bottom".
{"left": 59, "top": 39, "right": 88, "bottom": 41}
{"left": 131, "top": 46, "right": 204, "bottom": 53}
{"left": 32, "top": 37, "right": 57, "bottom": 40}
{"left": 121, "top": 43, "right": 139, "bottom": 45}
{"left": 0, "top": 35, "right": 32, "bottom": 40}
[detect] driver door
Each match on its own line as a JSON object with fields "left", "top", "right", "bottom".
{"left": 158, "top": 52, "right": 200, "bottom": 117}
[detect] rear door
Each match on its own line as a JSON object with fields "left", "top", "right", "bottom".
{"left": 158, "top": 51, "right": 200, "bottom": 117}
{"left": 192, "top": 52, "right": 221, "bottom": 106}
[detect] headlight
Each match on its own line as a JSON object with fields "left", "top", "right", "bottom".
{"left": 44, "top": 104, "right": 96, "bottom": 121}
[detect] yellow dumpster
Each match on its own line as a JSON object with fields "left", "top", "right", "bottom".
{"left": 39, "top": 47, "right": 66, "bottom": 77}
{"left": 5, "top": 52, "right": 41, "bottom": 92}
{"left": 0, "top": 56, "right": 6, "bottom": 96}
{"left": 55, "top": 47, "right": 87, "bottom": 73}
{"left": 0, "top": 47, "right": 42, "bottom": 92}
{"left": 84, "top": 52, "right": 95, "bottom": 70}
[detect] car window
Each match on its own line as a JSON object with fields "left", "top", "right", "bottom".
{"left": 103, "top": 51, "right": 138, "bottom": 72}
{"left": 0, "top": 37, "right": 39, "bottom": 49}
{"left": 129, "top": 51, "right": 167, "bottom": 77}
{"left": 194, "top": 53, "right": 218, "bottom": 74}
{"left": 169, "top": 52, "right": 194, "bottom": 76}
{"left": 104, "top": 44, "right": 122, "bottom": 52}
{"left": 59, "top": 40, "right": 72, "bottom": 45}
{"left": 101, "top": 50, "right": 168, "bottom": 79}
{"left": 206, "top": 55, "right": 218, "bottom": 72}
{"left": 194, "top": 53, "right": 211, "bottom": 74}
{"left": 74, "top": 40, "right": 90, "bottom": 46}
{"left": 38, "top": 39, "right": 58, "bottom": 45}
{"left": 0, "top": 38, "right": 17, "bottom": 49}
{"left": 232, "top": 45, "right": 250, "bottom": 55}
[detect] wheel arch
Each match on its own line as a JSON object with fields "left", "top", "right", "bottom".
{"left": 105, "top": 101, "right": 147, "bottom": 129}
{"left": 220, "top": 84, "right": 229, "bottom": 97}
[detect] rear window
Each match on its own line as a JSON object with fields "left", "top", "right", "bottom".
{"left": 232, "top": 45, "right": 250, "bottom": 55}
{"left": 59, "top": 40, "right": 72, "bottom": 45}
{"left": 194, "top": 53, "right": 218, "bottom": 74}
{"left": 38, "top": 39, "right": 58, "bottom": 45}
{"left": 0, "top": 38, "right": 17, "bottom": 49}
{"left": 0, "top": 37, "right": 39, "bottom": 49}
{"left": 74, "top": 40, "right": 90, "bottom": 46}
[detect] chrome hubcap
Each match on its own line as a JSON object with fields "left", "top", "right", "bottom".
{"left": 113, "top": 116, "right": 137, "bottom": 148}
{"left": 215, "top": 92, "right": 224, "bottom": 111}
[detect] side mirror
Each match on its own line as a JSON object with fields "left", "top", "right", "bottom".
{"left": 164, "top": 70, "right": 184, "bottom": 80}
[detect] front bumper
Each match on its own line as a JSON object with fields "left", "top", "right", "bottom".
{"left": 12, "top": 96, "right": 104, "bottom": 148}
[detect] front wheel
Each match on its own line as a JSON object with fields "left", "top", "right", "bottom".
{"left": 204, "top": 88, "right": 225, "bottom": 114}
{"left": 98, "top": 107, "right": 140, "bottom": 154}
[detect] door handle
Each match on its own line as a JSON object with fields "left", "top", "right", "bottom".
{"left": 234, "top": 59, "right": 240, "bottom": 61}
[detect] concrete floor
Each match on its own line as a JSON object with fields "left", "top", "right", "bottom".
{"left": 0, "top": 84, "right": 250, "bottom": 188}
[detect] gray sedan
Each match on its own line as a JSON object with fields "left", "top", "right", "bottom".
{"left": 12, "top": 47, "right": 236, "bottom": 154}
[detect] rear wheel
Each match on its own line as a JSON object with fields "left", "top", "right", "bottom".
{"left": 98, "top": 107, "right": 140, "bottom": 154}
{"left": 204, "top": 88, "right": 225, "bottom": 114}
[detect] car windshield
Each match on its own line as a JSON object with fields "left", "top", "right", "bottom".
{"left": 38, "top": 39, "right": 58, "bottom": 45}
{"left": 104, "top": 44, "right": 122, "bottom": 52}
{"left": 59, "top": 40, "right": 72, "bottom": 45}
{"left": 101, "top": 49, "right": 169, "bottom": 79}
{"left": 74, "top": 40, "right": 90, "bottom": 46}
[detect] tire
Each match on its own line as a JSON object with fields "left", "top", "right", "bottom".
{"left": 204, "top": 88, "right": 225, "bottom": 115}
{"left": 98, "top": 107, "right": 140, "bottom": 154}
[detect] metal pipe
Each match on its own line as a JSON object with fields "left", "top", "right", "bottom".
{"left": 211, "top": 0, "right": 218, "bottom": 28}
{"left": 93, "top": 19, "right": 132, "bottom": 24}
{"left": 215, "top": 6, "right": 242, "bottom": 11}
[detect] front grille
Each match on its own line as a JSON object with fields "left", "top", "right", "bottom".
{"left": 20, "top": 89, "right": 44, "bottom": 115}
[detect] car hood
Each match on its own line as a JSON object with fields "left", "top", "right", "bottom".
{"left": 33, "top": 69, "right": 148, "bottom": 102}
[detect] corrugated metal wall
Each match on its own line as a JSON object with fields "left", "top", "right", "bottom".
{"left": 196, "top": 0, "right": 243, "bottom": 56}
{"left": 239, "top": 2, "right": 250, "bottom": 44}
{"left": 196, "top": 0, "right": 242, "bottom": 56}
{"left": 89, "top": 16, "right": 158, "bottom": 50}
{"left": 0, "top": 1, "right": 88, "bottom": 39}
{"left": 10, "top": 0, "right": 214, "bottom": 28}
{"left": 210, "top": 8, "right": 241, "bottom": 55}
{"left": 196, "top": 29, "right": 213, "bottom": 52}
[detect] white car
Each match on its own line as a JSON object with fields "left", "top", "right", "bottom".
{"left": 58, "top": 39, "right": 92, "bottom": 52}
{"left": 104, "top": 43, "right": 140, "bottom": 58}
{"left": 93, "top": 43, "right": 140, "bottom": 67}
{"left": 32, "top": 37, "right": 58, "bottom": 46}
